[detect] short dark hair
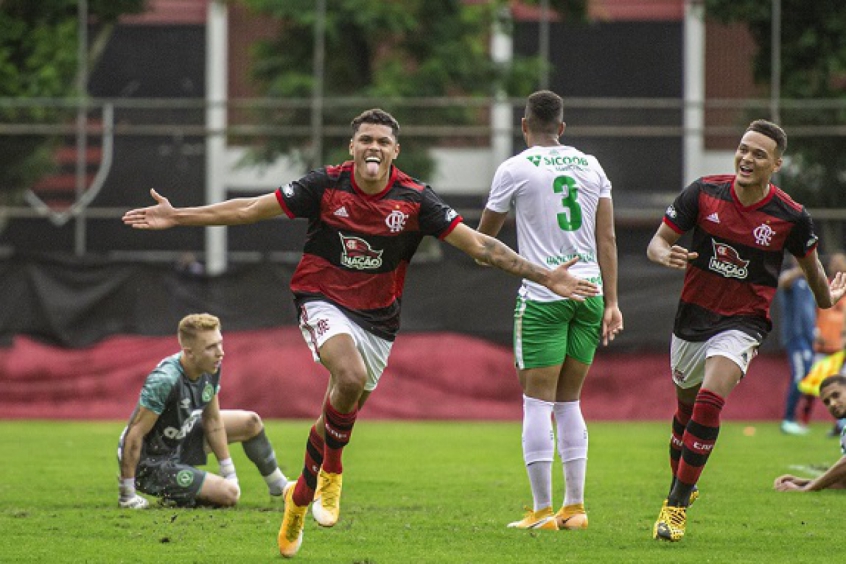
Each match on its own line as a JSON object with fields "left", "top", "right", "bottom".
{"left": 746, "top": 119, "right": 787, "bottom": 156}
{"left": 819, "top": 374, "right": 846, "bottom": 393}
{"left": 351, "top": 108, "right": 400, "bottom": 139}
{"left": 524, "top": 90, "right": 564, "bottom": 135}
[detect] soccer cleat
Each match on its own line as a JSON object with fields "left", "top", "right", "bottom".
{"left": 780, "top": 420, "right": 810, "bottom": 436}
{"left": 555, "top": 503, "right": 588, "bottom": 530}
{"left": 118, "top": 494, "right": 149, "bottom": 509}
{"left": 507, "top": 506, "right": 559, "bottom": 530}
{"left": 653, "top": 502, "right": 687, "bottom": 542}
{"left": 278, "top": 484, "right": 308, "bottom": 558}
{"left": 688, "top": 485, "right": 699, "bottom": 507}
{"left": 312, "top": 470, "right": 342, "bottom": 527}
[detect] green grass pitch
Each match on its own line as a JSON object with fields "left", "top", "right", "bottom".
{"left": 1, "top": 419, "right": 842, "bottom": 563}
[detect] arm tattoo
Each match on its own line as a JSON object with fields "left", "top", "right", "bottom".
{"left": 482, "top": 236, "right": 544, "bottom": 281}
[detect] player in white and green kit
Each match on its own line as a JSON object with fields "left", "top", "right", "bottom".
{"left": 478, "top": 90, "right": 623, "bottom": 531}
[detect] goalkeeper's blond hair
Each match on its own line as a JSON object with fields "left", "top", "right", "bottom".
{"left": 178, "top": 313, "right": 221, "bottom": 346}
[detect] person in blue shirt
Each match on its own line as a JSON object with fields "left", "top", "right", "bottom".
{"left": 776, "top": 256, "right": 818, "bottom": 435}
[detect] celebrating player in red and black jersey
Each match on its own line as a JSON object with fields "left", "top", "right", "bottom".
{"left": 647, "top": 119, "right": 846, "bottom": 542}
{"left": 123, "top": 108, "right": 598, "bottom": 558}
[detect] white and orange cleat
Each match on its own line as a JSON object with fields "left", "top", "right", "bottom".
{"left": 555, "top": 503, "right": 588, "bottom": 530}
{"left": 312, "top": 469, "right": 343, "bottom": 527}
{"left": 278, "top": 484, "right": 308, "bottom": 558}
{"left": 507, "top": 506, "right": 559, "bottom": 530}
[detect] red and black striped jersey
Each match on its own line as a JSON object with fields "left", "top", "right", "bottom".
{"left": 663, "top": 174, "right": 818, "bottom": 342}
{"left": 275, "top": 161, "right": 463, "bottom": 340}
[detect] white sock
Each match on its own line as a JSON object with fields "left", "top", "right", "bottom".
{"left": 554, "top": 400, "right": 588, "bottom": 507}
{"left": 264, "top": 468, "right": 288, "bottom": 496}
{"left": 522, "top": 394, "right": 555, "bottom": 511}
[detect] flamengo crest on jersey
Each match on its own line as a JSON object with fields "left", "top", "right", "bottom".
{"left": 753, "top": 223, "right": 775, "bottom": 246}
{"left": 385, "top": 209, "right": 408, "bottom": 232}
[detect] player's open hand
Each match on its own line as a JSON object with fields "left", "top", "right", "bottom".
{"left": 829, "top": 271, "right": 846, "bottom": 305}
{"left": 122, "top": 189, "right": 176, "bottom": 230}
{"left": 547, "top": 257, "right": 599, "bottom": 301}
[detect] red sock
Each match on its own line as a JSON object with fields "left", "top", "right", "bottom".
{"left": 800, "top": 394, "right": 814, "bottom": 425}
{"left": 322, "top": 399, "right": 357, "bottom": 474}
{"left": 670, "top": 399, "right": 694, "bottom": 477}
{"left": 292, "top": 425, "right": 325, "bottom": 506}
{"left": 675, "top": 389, "right": 724, "bottom": 491}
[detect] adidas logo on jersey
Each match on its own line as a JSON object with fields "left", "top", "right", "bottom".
{"left": 705, "top": 212, "right": 720, "bottom": 224}
{"left": 334, "top": 206, "right": 349, "bottom": 218}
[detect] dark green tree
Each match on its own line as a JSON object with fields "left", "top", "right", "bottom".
{"left": 239, "top": 0, "right": 587, "bottom": 177}
{"left": 0, "top": 0, "right": 146, "bottom": 201}
{"left": 705, "top": 1, "right": 846, "bottom": 212}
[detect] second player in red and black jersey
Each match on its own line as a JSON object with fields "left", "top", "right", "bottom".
{"left": 275, "top": 161, "right": 461, "bottom": 341}
{"left": 663, "top": 173, "right": 817, "bottom": 342}
{"left": 647, "top": 119, "right": 846, "bottom": 544}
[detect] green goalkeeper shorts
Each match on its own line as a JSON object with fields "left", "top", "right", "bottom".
{"left": 513, "top": 295, "right": 604, "bottom": 369}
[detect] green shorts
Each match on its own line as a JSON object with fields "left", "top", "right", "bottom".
{"left": 514, "top": 296, "right": 604, "bottom": 369}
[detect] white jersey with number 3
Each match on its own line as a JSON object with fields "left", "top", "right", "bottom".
{"left": 485, "top": 144, "right": 612, "bottom": 302}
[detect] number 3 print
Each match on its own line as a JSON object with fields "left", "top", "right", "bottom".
{"left": 553, "top": 175, "right": 582, "bottom": 231}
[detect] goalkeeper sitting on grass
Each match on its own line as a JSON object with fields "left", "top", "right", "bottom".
{"left": 117, "top": 313, "right": 289, "bottom": 508}
{"left": 774, "top": 375, "right": 846, "bottom": 491}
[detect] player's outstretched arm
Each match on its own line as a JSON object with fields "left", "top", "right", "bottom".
{"left": 776, "top": 455, "right": 846, "bottom": 491}
{"left": 122, "top": 189, "right": 283, "bottom": 229}
{"left": 444, "top": 223, "right": 598, "bottom": 300}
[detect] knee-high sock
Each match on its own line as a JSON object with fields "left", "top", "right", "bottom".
{"left": 669, "top": 389, "right": 724, "bottom": 506}
{"left": 242, "top": 428, "right": 281, "bottom": 477}
{"left": 669, "top": 398, "right": 694, "bottom": 493}
{"left": 292, "top": 425, "right": 325, "bottom": 506}
{"left": 522, "top": 395, "right": 555, "bottom": 511}
{"left": 322, "top": 398, "right": 357, "bottom": 474}
{"left": 554, "top": 400, "right": 588, "bottom": 507}
{"left": 242, "top": 427, "right": 288, "bottom": 494}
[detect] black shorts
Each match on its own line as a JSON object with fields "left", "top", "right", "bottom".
{"left": 135, "top": 424, "right": 209, "bottom": 507}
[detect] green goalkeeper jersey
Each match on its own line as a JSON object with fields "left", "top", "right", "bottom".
{"left": 119, "top": 353, "right": 221, "bottom": 459}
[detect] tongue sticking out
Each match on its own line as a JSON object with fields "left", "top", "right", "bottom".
{"left": 366, "top": 161, "right": 380, "bottom": 176}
